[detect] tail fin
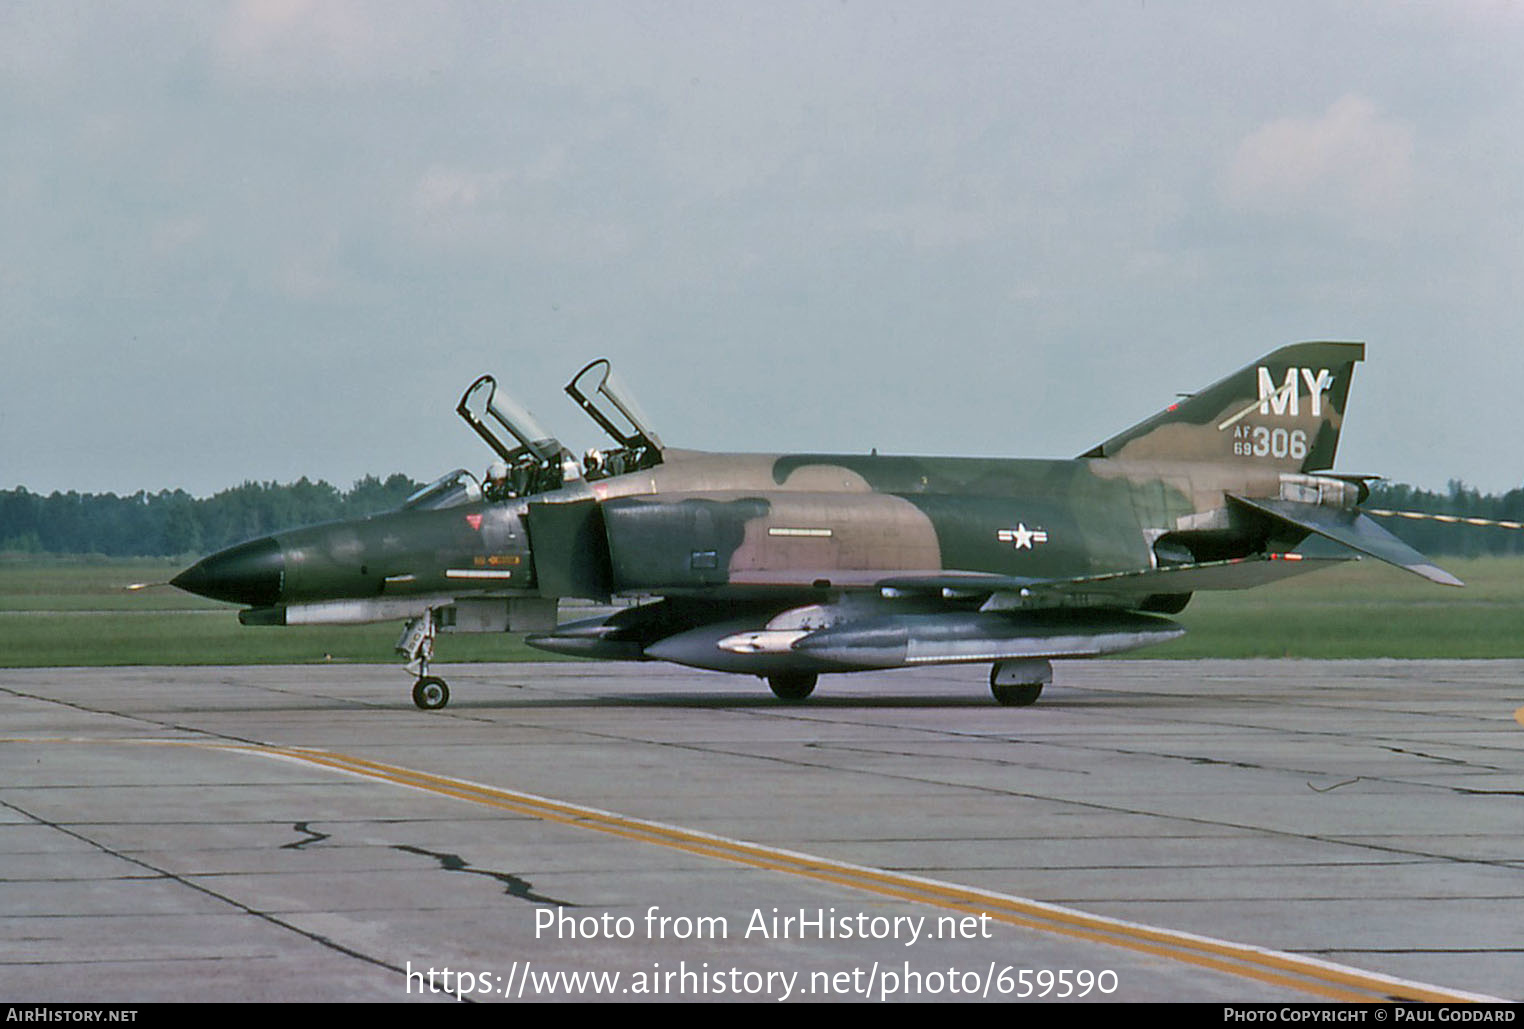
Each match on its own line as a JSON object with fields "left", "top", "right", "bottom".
{"left": 1082, "top": 341, "right": 1364, "bottom": 473}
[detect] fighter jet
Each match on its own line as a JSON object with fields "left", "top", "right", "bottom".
{"left": 172, "top": 344, "right": 1460, "bottom": 709}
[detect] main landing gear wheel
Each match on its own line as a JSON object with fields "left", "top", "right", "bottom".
{"left": 767, "top": 672, "right": 817, "bottom": 702}
{"left": 990, "top": 681, "right": 1043, "bottom": 707}
{"left": 412, "top": 676, "right": 450, "bottom": 710}
{"left": 989, "top": 658, "right": 1051, "bottom": 707}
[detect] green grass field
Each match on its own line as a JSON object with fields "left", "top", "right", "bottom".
{"left": 1, "top": 554, "right": 1520, "bottom": 667}
{"left": 1150, "top": 556, "right": 1524, "bottom": 658}
{"left": 0, "top": 556, "right": 552, "bottom": 667}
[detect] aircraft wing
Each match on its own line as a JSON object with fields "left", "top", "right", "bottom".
{"left": 876, "top": 553, "right": 1351, "bottom": 605}
{"left": 731, "top": 568, "right": 1036, "bottom": 592}
{"left": 1026, "top": 553, "right": 1351, "bottom": 597}
{"left": 644, "top": 554, "right": 1350, "bottom": 601}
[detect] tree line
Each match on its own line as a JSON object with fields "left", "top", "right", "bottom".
{"left": 0, "top": 475, "right": 1520, "bottom": 558}
{"left": 0, "top": 475, "right": 422, "bottom": 557}
{"left": 1361, "top": 480, "right": 1524, "bottom": 558}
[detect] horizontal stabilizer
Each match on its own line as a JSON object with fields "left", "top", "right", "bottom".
{"left": 1229, "top": 495, "right": 1463, "bottom": 587}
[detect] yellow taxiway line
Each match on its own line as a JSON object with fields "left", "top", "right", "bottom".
{"left": 242, "top": 741, "right": 1499, "bottom": 1003}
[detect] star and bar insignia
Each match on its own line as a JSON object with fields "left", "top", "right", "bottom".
{"left": 997, "top": 524, "right": 1049, "bottom": 550}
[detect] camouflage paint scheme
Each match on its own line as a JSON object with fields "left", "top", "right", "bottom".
{"left": 173, "top": 342, "right": 1460, "bottom": 708}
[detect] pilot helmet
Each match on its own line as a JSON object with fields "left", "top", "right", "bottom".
{"left": 487, "top": 460, "right": 508, "bottom": 482}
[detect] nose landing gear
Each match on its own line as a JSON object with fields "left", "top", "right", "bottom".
{"left": 411, "top": 675, "right": 450, "bottom": 710}
{"left": 398, "top": 609, "right": 451, "bottom": 710}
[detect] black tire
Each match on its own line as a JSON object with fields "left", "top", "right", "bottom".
{"left": 990, "top": 681, "right": 1043, "bottom": 707}
{"left": 412, "top": 676, "right": 450, "bottom": 710}
{"left": 767, "top": 672, "right": 817, "bottom": 701}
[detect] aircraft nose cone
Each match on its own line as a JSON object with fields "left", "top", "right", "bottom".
{"left": 172, "top": 536, "right": 284, "bottom": 606}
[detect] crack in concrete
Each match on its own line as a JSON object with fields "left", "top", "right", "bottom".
{"left": 392, "top": 843, "right": 576, "bottom": 907}
{"left": 281, "top": 821, "right": 331, "bottom": 850}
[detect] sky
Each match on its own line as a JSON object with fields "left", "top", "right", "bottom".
{"left": 3, "top": 1, "right": 1522, "bottom": 498}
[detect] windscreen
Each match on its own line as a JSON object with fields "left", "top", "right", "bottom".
{"left": 402, "top": 469, "right": 483, "bottom": 511}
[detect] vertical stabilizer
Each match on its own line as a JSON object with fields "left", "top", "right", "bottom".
{"left": 1083, "top": 342, "right": 1364, "bottom": 472}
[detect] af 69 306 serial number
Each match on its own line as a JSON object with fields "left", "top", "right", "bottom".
{"left": 1232, "top": 425, "right": 1310, "bottom": 460}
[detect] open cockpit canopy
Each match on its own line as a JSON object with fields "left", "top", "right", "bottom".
{"left": 565, "top": 358, "right": 663, "bottom": 478}
{"left": 456, "top": 375, "right": 570, "bottom": 497}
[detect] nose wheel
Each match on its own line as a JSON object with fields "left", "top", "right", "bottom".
{"left": 412, "top": 675, "right": 451, "bottom": 710}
